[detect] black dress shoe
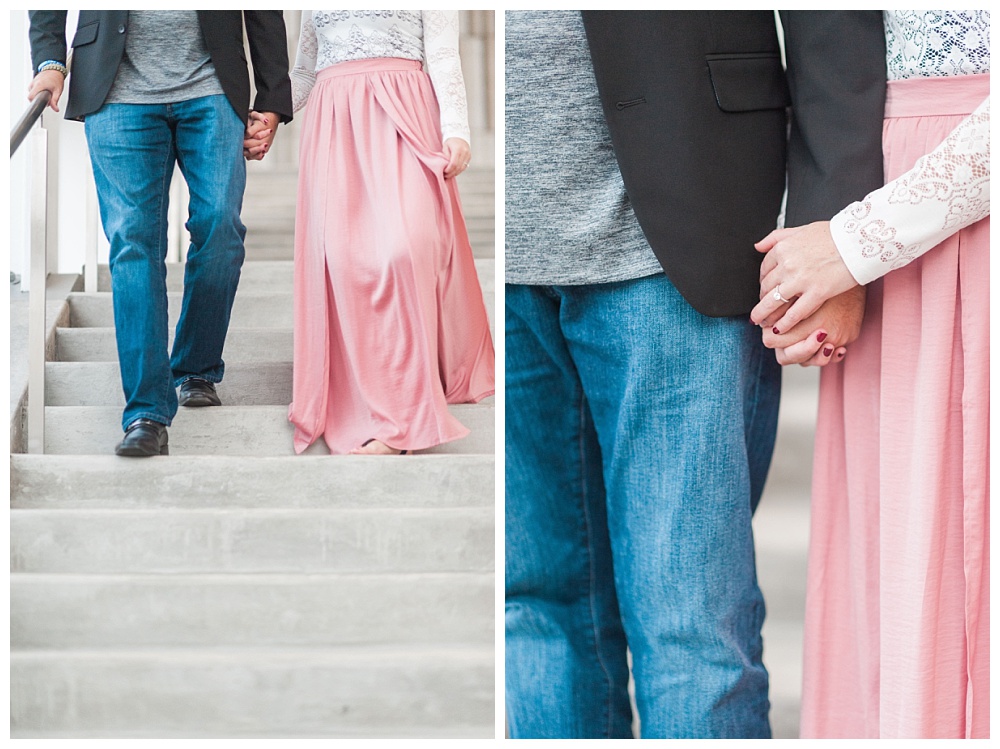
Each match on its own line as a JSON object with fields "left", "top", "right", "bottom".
{"left": 179, "top": 377, "right": 222, "bottom": 407}
{"left": 115, "top": 418, "right": 169, "bottom": 457}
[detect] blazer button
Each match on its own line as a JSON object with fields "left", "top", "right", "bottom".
{"left": 118, "top": 25, "right": 125, "bottom": 33}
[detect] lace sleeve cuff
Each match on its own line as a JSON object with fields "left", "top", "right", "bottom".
{"left": 830, "top": 96, "right": 990, "bottom": 286}
{"left": 291, "top": 67, "right": 316, "bottom": 113}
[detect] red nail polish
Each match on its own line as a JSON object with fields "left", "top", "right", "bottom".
{"left": 823, "top": 347, "right": 833, "bottom": 356}
{"left": 772, "top": 327, "right": 780, "bottom": 335}
{"left": 816, "top": 332, "right": 828, "bottom": 343}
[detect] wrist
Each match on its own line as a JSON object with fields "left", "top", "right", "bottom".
{"left": 36, "top": 60, "right": 68, "bottom": 77}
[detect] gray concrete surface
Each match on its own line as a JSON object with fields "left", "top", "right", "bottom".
{"left": 754, "top": 365, "right": 819, "bottom": 739}
{"left": 10, "top": 162, "right": 498, "bottom": 738}
{"left": 11, "top": 647, "right": 494, "bottom": 738}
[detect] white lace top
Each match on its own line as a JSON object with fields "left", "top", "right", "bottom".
{"left": 291, "top": 10, "right": 471, "bottom": 144}
{"left": 830, "top": 11, "right": 990, "bottom": 285}
{"left": 885, "top": 10, "right": 990, "bottom": 80}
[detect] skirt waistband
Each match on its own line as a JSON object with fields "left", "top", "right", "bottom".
{"left": 317, "top": 58, "right": 422, "bottom": 80}
{"left": 885, "top": 72, "right": 989, "bottom": 118}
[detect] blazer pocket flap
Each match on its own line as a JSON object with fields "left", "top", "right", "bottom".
{"left": 706, "top": 54, "right": 790, "bottom": 113}
{"left": 71, "top": 20, "right": 99, "bottom": 48}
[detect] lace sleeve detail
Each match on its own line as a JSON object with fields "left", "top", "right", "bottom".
{"left": 291, "top": 10, "right": 318, "bottom": 113}
{"left": 422, "top": 10, "right": 471, "bottom": 145}
{"left": 830, "top": 96, "right": 990, "bottom": 285}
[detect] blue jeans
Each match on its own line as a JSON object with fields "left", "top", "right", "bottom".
{"left": 505, "top": 276, "right": 780, "bottom": 738}
{"left": 85, "top": 95, "right": 247, "bottom": 429}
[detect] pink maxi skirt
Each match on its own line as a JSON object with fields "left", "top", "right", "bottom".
{"left": 289, "top": 59, "right": 495, "bottom": 454}
{"left": 801, "top": 74, "right": 989, "bottom": 738}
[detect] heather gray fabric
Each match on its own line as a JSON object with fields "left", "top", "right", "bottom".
{"left": 105, "top": 10, "right": 224, "bottom": 105}
{"left": 504, "top": 10, "right": 662, "bottom": 286}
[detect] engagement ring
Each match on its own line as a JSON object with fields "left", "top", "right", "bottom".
{"left": 772, "top": 286, "right": 791, "bottom": 304}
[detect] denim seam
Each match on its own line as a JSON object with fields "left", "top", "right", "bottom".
{"left": 577, "top": 394, "right": 617, "bottom": 738}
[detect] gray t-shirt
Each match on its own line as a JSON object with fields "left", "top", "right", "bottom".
{"left": 505, "top": 10, "right": 662, "bottom": 286}
{"left": 105, "top": 11, "right": 226, "bottom": 105}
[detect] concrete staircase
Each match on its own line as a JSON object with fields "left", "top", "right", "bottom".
{"left": 9, "top": 165, "right": 496, "bottom": 738}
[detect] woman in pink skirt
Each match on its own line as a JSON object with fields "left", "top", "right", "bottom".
{"left": 270, "top": 11, "right": 494, "bottom": 455}
{"left": 750, "top": 10, "right": 989, "bottom": 739}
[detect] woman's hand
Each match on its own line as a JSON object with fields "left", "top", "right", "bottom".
{"left": 244, "top": 111, "right": 279, "bottom": 161}
{"left": 443, "top": 137, "right": 471, "bottom": 179}
{"left": 28, "top": 69, "right": 65, "bottom": 112}
{"left": 762, "top": 286, "right": 866, "bottom": 367}
{"left": 751, "top": 221, "right": 859, "bottom": 334}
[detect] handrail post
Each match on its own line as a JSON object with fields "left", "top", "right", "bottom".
{"left": 27, "top": 126, "right": 49, "bottom": 454}
{"left": 85, "top": 173, "right": 99, "bottom": 292}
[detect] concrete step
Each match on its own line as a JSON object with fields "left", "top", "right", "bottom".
{"left": 66, "top": 289, "right": 495, "bottom": 330}
{"left": 42, "top": 404, "right": 494, "bottom": 456}
{"left": 46, "top": 360, "right": 497, "bottom": 408}
{"left": 92, "top": 258, "right": 494, "bottom": 294}
{"left": 56, "top": 327, "right": 294, "bottom": 363}
{"left": 11, "top": 506, "right": 493, "bottom": 574}
{"left": 11, "top": 573, "right": 492, "bottom": 648}
{"left": 68, "top": 291, "right": 292, "bottom": 329}
{"left": 10, "top": 453, "right": 495, "bottom": 508}
{"left": 10, "top": 646, "right": 493, "bottom": 738}
{"left": 46, "top": 361, "right": 294, "bottom": 406}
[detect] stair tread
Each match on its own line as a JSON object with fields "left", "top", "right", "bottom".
{"left": 42, "top": 404, "right": 494, "bottom": 456}
{"left": 12, "top": 571, "right": 492, "bottom": 581}
{"left": 11, "top": 452, "right": 495, "bottom": 508}
{"left": 13, "top": 644, "right": 493, "bottom": 657}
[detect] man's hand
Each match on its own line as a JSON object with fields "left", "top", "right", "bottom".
{"left": 762, "top": 286, "right": 866, "bottom": 367}
{"left": 443, "top": 137, "right": 471, "bottom": 179}
{"left": 28, "top": 69, "right": 65, "bottom": 112}
{"left": 244, "top": 111, "right": 280, "bottom": 161}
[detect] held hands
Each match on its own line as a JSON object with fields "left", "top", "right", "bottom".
{"left": 27, "top": 69, "right": 65, "bottom": 112}
{"left": 751, "top": 221, "right": 859, "bottom": 333}
{"left": 244, "top": 111, "right": 280, "bottom": 161}
{"left": 762, "top": 286, "right": 866, "bottom": 367}
{"left": 443, "top": 137, "right": 471, "bottom": 179}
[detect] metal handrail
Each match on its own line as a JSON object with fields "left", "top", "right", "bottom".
{"left": 10, "top": 89, "right": 50, "bottom": 157}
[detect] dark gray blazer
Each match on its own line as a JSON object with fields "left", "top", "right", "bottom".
{"left": 28, "top": 10, "right": 293, "bottom": 124}
{"left": 581, "top": 11, "right": 886, "bottom": 316}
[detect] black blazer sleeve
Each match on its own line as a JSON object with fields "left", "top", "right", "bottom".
{"left": 244, "top": 11, "right": 293, "bottom": 123}
{"left": 28, "top": 10, "right": 69, "bottom": 72}
{"left": 780, "top": 11, "right": 887, "bottom": 225}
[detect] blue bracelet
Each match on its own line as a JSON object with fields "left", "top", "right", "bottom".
{"left": 37, "top": 60, "right": 68, "bottom": 76}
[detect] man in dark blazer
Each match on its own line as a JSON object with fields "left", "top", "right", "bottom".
{"left": 27, "top": 11, "right": 293, "bottom": 456}
{"left": 504, "top": 11, "right": 886, "bottom": 738}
